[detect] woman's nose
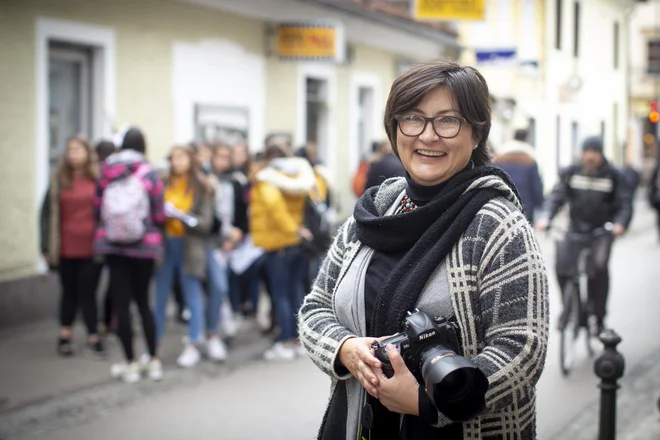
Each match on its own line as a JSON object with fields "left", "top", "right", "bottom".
{"left": 418, "top": 120, "right": 439, "bottom": 143}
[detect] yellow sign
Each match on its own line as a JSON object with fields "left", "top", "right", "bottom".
{"left": 413, "top": 0, "right": 485, "bottom": 21}
{"left": 276, "top": 24, "right": 343, "bottom": 61}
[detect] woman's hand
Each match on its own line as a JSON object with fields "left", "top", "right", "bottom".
{"left": 375, "top": 344, "right": 420, "bottom": 416}
{"left": 338, "top": 337, "right": 382, "bottom": 398}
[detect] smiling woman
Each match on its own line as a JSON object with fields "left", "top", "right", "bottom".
{"left": 299, "top": 58, "right": 548, "bottom": 440}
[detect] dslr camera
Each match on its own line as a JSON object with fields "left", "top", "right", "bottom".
{"left": 372, "top": 309, "right": 488, "bottom": 422}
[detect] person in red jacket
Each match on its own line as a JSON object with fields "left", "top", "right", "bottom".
{"left": 40, "top": 136, "right": 105, "bottom": 358}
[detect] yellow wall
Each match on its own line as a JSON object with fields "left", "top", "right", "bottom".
{"left": 335, "top": 45, "right": 399, "bottom": 218}
{"left": 265, "top": 57, "right": 299, "bottom": 144}
{"left": 0, "top": 0, "right": 264, "bottom": 281}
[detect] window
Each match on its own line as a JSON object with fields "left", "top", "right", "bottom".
{"left": 556, "top": 0, "right": 563, "bottom": 50}
{"left": 573, "top": 1, "right": 580, "bottom": 57}
{"left": 305, "top": 77, "right": 329, "bottom": 162}
{"left": 556, "top": 115, "right": 561, "bottom": 170}
{"left": 614, "top": 22, "right": 620, "bottom": 69}
{"left": 357, "top": 86, "right": 375, "bottom": 160}
{"left": 648, "top": 39, "right": 660, "bottom": 75}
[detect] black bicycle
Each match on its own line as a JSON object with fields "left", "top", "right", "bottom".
{"left": 552, "top": 222, "right": 613, "bottom": 376}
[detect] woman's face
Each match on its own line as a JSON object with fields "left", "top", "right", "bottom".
{"left": 233, "top": 144, "right": 249, "bottom": 169}
{"left": 170, "top": 148, "right": 192, "bottom": 176}
{"left": 197, "top": 145, "right": 212, "bottom": 166}
{"left": 66, "top": 140, "right": 89, "bottom": 169}
{"left": 212, "top": 148, "right": 232, "bottom": 174}
{"left": 396, "top": 87, "right": 475, "bottom": 186}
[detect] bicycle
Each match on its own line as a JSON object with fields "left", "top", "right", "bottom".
{"left": 551, "top": 222, "right": 614, "bottom": 377}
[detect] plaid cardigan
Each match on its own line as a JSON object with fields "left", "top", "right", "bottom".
{"left": 299, "top": 176, "right": 549, "bottom": 439}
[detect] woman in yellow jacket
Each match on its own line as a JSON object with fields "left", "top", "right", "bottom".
{"left": 250, "top": 146, "right": 315, "bottom": 361}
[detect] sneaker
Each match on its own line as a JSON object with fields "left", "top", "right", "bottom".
{"left": 206, "top": 336, "right": 228, "bottom": 362}
{"left": 86, "top": 339, "right": 107, "bottom": 360}
{"left": 138, "top": 352, "right": 151, "bottom": 369}
{"left": 177, "top": 344, "right": 201, "bottom": 368}
{"left": 57, "top": 338, "right": 75, "bottom": 356}
{"left": 293, "top": 343, "right": 308, "bottom": 358}
{"left": 146, "top": 359, "right": 163, "bottom": 381}
{"left": 263, "top": 342, "right": 295, "bottom": 361}
{"left": 110, "top": 362, "right": 141, "bottom": 383}
{"left": 220, "top": 303, "right": 238, "bottom": 339}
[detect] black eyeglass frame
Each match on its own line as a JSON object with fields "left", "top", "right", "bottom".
{"left": 394, "top": 115, "right": 468, "bottom": 139}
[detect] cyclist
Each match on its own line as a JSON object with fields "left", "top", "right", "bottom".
{"left": 536, "top": 136, "right": 632, "bottom": 335}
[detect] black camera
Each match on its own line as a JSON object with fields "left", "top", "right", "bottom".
{"left": 372, "top": 309, "right": 488, "bottom": 422}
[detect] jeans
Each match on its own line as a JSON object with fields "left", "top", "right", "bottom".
{"left": 265, "top": 246, "right": 305, "bottom": 342}
{"left": 154, "top": 237, "right": 204, "bottom": 343}
{"left": 205, "top": 248, "right": 228, "bottom": 334}
{"left": 229, "top": 255, "right": 265, "bottom": 315}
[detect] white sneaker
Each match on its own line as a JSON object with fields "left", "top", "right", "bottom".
{"left": 293, "top": 343, "right": 308, "bottom": 358}
{"left": 177, "top": 344, "right": 201, "bottom": 368}
{"left": 263, "top": 342, "right": 295, "bottom": 361}
{"left": 110, "top": 362, "right": 141, "bottom": 383}
{"left": 206, "top": 336, "right": 228, "bottom": 362}
{"left": 220, "top": 303, "right": 238, "bottom": 339}
{"left": 138, "top": 353, "right": 151, "bottom": 369}
{"left": 146, "top": 359, "right": 163, "bottom": 381}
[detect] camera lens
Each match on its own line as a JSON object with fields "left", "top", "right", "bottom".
{"left": 433, "top": 368, "right": 474, "bottom": 402}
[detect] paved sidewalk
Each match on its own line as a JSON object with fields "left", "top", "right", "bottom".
{"left": 550, "top": 344, "right": 660, "bottom": 440}
{"left": 0, "top": 313, "right": 274, "bottom": 439}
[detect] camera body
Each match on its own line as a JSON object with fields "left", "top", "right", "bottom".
{"left": 372, "top": 309, "right": 488, "bottom": 422}
{"left": 372, "top": 309, "right": 460, "bottom": 380}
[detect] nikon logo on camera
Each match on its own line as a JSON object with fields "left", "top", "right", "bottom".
{"left": 419, "top": 330, "right": 437, "bottom": 341}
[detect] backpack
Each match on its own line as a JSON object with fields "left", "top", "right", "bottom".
{"left": 101, "top": 165, "right": 150, "bottom": 243}
{"left": 302, "top": 186, "right": 333, "bottom": 257}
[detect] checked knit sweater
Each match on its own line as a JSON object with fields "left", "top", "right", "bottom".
{"left": 298, "top": 176, "right": 549, "bottom": 440}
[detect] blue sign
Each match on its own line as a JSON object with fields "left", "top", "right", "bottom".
{"left": 476, "top": 49, "right": 517, "bottom": 66}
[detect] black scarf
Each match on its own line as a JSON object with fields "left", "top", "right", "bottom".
{"left": 354, "top": 166, "right": 519, "bottom": 337}
{"left": 352, "top": 166, "right": 519, "bottom": 440}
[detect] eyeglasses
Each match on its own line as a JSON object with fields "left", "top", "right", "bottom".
{"left": 395, "top": 114, "right": 467, "bottom": 139}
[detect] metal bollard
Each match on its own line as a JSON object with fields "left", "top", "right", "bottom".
{"left": 594, "top": 329, "right": 625, "bottom": 440}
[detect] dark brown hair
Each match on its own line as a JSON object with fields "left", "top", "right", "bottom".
{"left": 166, "top": 146, "right": 209, "bottom": 195}
{"left": 56, "top": 135, "right": 98, "bottom": 189}
{"left": 264, "top": 145, "right": 289, "bottom": 162}
{"left": 384, "top": 58, "right": 492, "bottom": 166}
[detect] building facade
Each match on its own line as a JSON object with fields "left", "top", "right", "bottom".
{"left": 459, "top": 0, "right": 635, "bottom": 188}
{"left": 0, "top": 0, "right": 457, "bottom": 323}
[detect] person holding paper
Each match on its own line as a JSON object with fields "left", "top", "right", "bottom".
{"left": 153, "top": 145, "right": 214, "bottom": 368}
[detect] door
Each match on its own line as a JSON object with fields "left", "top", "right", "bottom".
{"left": 48, "top": 43, "right": 92, "bottom": 172}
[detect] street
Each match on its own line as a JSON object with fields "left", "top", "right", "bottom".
{"left": 1, "top": 203, "right": 658, "bottom": 440}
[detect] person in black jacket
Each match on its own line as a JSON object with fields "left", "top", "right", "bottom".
{"left": 364, "top": 141, "right": 406, "bottom": 190}
{"left": 537, "top": 136, "right": 632, "bottom": 334}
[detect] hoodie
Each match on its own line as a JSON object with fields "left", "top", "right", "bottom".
{"left": 93, "top": 150, "right": 165, "bottom": 259}
{"left": 250, "top": 157, "right": 315, "bottom": 252}
{"left": 492, "top": 140, "right": 544, "bottom": 220}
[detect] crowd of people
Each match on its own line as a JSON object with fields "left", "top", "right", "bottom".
{"left": 40, "top": 129, "right": 332, "bottom": 383}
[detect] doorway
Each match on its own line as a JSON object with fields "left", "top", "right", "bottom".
{"left": 48, "top": 42, "right": 93, "bottom": 173}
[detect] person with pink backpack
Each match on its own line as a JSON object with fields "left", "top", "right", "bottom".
{"left": 94, "top": 127, "right": 165, "bottom": 383}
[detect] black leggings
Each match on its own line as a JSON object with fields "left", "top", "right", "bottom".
{"left": 106, "top": 255, "right": 156, "bottom": 361}
{"left": 58, "top": 258, "right": 102, "bottom": 335}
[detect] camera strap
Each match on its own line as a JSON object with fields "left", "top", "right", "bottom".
{"left": 359, "top": 403, "right": 373, "bottom": 440}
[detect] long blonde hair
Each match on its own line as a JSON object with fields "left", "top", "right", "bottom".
{"left": 55, "top": 135, "right": 98, "bottom": 189}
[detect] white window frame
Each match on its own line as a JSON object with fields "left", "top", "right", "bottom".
{"left": 297, "top": 63, "right": 337, "bottom": 174}
{"left": 348, "top": 73, "right": 382, "bottom": 174}
{"left": 35, "top": 17, "right": 116, "bottom": 205}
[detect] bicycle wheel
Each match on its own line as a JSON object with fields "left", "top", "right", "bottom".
{"left": 559, "top": 280, "right": 581, "bottom": 376}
